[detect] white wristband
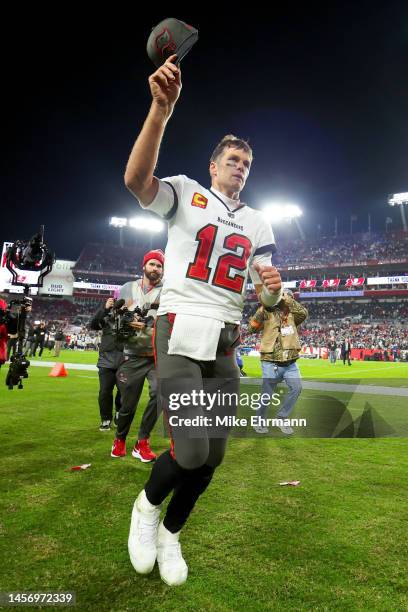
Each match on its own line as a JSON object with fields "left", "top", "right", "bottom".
{"left": 260, "top": 286, "right": 282, "bottom": 307}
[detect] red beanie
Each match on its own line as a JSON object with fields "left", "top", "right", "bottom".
{"left": 142, "top": 249, "right": 165, "bottom": 267}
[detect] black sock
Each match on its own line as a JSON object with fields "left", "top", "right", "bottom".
{"left": 163, "top": 464, "right": 215, "bottom": 533}
{"left": 144, "top": 449, "right": 185, "bottom": 506}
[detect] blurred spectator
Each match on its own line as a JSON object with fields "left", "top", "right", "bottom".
{"left": 328, "top": 337, "right": 337, "bottom": 364}
{"left": 54, "top": 328, "right": 65, "bottom": 357}
{"left": 341, "top": 338, "right": 352, "bottom": 366}
{"left": 31, "top": 322, "right": 47, "bottom": 357}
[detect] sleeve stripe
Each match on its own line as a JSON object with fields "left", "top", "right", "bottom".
{"left": 254, "top": 243, "right": 276, "bottom": 256}
{"left": 163, "top": 181, "right": 179, "bottom": 220}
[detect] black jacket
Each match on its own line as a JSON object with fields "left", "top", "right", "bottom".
{"left": 90, "top": 305, "right": 124, "bottom": 369}
{"left": 33, "top": 326, "right": 47, "bottom": 342}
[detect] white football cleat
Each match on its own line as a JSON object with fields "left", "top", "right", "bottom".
{"left": 157, "top": 522, "right": 188, "bottom": 586}
{"left": 128, "top": 489, "right": 161, "bottom": 574}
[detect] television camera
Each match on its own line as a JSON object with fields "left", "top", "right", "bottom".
{"left": 1, "top": 226, "right": 54, "bottom": 389}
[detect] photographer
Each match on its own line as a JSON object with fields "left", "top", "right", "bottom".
{"left": 111, "top": 250, "right": 164, "bottom": 462}
{"left": 249, "top": 290, "right": 308, "bottom": 435}
{"left": 90, "top": 299, "right": 124, "bottom": 431}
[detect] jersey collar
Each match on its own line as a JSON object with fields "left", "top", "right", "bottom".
{"left": 210, "top": 187, "right": 247, "bottom": 214}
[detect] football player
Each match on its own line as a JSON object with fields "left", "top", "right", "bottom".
{"left": 124, "top": 55, "right": 282, "bottom": 585}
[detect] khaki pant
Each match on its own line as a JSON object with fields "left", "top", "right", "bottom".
{"left": 54, "top": 341, "right": 62, "bottom": 356}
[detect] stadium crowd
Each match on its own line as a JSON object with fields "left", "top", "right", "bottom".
{"left": 274, "top": 232, "right": 408, "bottom": 268}
{"left": 239, "top": 320, "right": 408, "bottom": 359}
{"left": 301, "top": 300, "right": 408, "bottom": 321}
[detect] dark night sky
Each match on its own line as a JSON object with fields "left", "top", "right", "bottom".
{"left": 2, "top": 4, "right": 408, "bottom": 260}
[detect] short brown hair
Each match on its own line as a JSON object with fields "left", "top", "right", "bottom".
{"left": 210, "top": 134, "right": 253, "bottom": 163}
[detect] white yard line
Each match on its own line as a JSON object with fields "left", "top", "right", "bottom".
{"left": 30, "top": 360, "right": 97, "bottom": 371}
{"left": 77, "top": 375, "right": 99, "bottom": 379}
{"left": 315, "top": 366, "right": 406, "bottom": 377}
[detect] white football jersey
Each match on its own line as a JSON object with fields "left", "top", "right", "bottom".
{"left": 140, "top": 175, "right": 276, "bottom": 322}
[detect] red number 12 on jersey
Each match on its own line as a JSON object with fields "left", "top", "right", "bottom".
{"left": 187, "top": 224, "right": 252, "bottom": 294}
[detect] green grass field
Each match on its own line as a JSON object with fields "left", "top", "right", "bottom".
{"left": 0, "top": 354, "right": 407, "bottom": 611}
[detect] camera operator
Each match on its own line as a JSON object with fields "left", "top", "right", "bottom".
{"left": 111, "top": 249, "right": 164, "bottom": 462}
{"left": 90, "top": 298, "right": 124, "bottom": 431}
{"left": 5, "top": 302, "right": 32, "bottom": 360}
{"left": 0, "top": 299, "right": 8, "bottom": 369}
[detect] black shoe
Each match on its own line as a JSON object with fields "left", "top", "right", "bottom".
{"left": 240, "top": 369, "right": 248, "bottom": 377}
{"left": 99, "top": 420, "right": 112, "bottom": 431}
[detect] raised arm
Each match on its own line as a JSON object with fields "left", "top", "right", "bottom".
{"left": 124, "top": 54, "right": 182, "bottom": 205}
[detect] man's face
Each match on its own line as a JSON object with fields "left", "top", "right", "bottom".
{"left": 143, "top": 259, "right": 163, "bottom": 283}
{"left": 210, "top": 147, "right": 252, "bottom": 196}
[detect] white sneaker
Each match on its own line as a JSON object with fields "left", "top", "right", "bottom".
{"left": 253, "top": 425, "right": 269, "bottom": 434}
{"left": 99, "top": 420, "right": 111, "bottom": 431}
{"left": 128, "top": 490, "right": 162, "bottom": 574}
{"left": 278, "top": 425, "right": 294, "bottom": 435}
{"left": 157, "top": 522, "right": 188, "bottom": 586}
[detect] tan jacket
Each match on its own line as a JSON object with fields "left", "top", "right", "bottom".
{"left": 249, "top": 295, "right": 308, "bottom": 361}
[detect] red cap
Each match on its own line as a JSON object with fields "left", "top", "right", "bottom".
{"left": 142, "top": 249, "right": 165, "bottom": 267}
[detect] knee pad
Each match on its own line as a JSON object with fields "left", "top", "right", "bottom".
{"left": 175, "top": 448, "right": 209, "bottom": 471}
{"left": 173, "top": 439, "right": 209, "bottom": 470}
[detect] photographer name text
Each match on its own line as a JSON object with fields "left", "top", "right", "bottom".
{"left": 168, "top": 415, "right": 307, "bottom": 428}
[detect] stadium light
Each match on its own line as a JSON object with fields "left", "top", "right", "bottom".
{"left": 262, "top": 202, "right": 305, "bottom": 240}
{"left": 109, "top": 215, "right": 164, "bottom": 247}
{"left": 388, "top": 192, "right": 408, "bottom": 230}
{"left": 262, "top": 203, "right": 303, "bottom": 222}
{"left": 388, "top": 192, "right": 408, "bottom": 206}
{"left": 109, "top": 217, "right": 128, "bottom": 228}
{"left": 128, "top": 217, "right": 164, "bottom": 233}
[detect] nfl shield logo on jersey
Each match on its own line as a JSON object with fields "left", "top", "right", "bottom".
{"left": 191, "top": 192, "right": 208, "bottom": 209}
